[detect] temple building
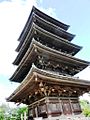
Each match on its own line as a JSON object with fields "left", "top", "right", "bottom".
{"left": 7, "top": 6, "right": 90, "bottom": 119}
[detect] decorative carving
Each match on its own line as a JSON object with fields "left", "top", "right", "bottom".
{"left": 34, "top": 55, "right": 81, "bottom": 76}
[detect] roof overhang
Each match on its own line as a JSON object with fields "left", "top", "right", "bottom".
{"left": 18, "top": 6, "right": 70, "bottom": 43}
{"left": 7, "top": 65, "right": 90, "bottom": 103}
{"left": 16, "top": 12, "right": 74, "bottom": 52}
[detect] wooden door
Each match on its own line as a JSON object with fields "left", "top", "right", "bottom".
{"left": 62, "top": 99, "right": 72, "bottom": 115}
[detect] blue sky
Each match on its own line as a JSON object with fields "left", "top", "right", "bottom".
{"left": 0, "top": 0, "right": 90, "bottom": 106}
{"left": 37, "top": 0, "right": 90, "bottom": 61}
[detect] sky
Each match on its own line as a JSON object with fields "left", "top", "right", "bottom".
{"left": 0, "top": 0, "right": 90, "bottom": 106}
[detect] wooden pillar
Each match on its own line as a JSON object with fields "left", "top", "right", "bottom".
{"left": 59, "top": 98, "right": 63, "bottom": 115}
{"left": 45, "top": 97, "right": 49, "bottom": 117}
{"left": 35, "top": 106, "right": 38, "bottom": 117}
{"left": 69, "top": 98, "right": 74, "bottom": 115}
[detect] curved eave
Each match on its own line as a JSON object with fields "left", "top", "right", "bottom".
{"left": 10, "top": 41, "right": 37, "bottom": 82}
{"left": 13, "top": 23, "right": 81, "bottom": 65}
{"left": 13, "top": 25, "right": 35, "bottom": 65}
{"left": 16, "top": 12, "right": 35, "bottom": 52}
{"left": 16, "top": 13, "right": 74, "bottom": 52}
{"left": 33, "top": 13, "right": 75, "bottom": 41}
{"left": 18, "top": 6, "right": 69, "bottom": 43}
{"left": 10, "top": 39, "right": 90, "bottom": 83}
{"left": 34, "top": 39, "right": 90, "bottom": 66}
{"left": 32, "top": 6, "right": 70, "bottom": 31}
{"left": 7, "top": 65, "right": 90, "bottom": 102}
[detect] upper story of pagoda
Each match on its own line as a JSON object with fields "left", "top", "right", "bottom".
{"left": 16, "top": 6, "right": 75, "bottom": 52}
{"left": 10, "top": 6, "right": 90, "bottom": 83}
{"left": 13, "top": 23, "right": 81, "bottom": 66}
{"left": 18, "top": 6, "right": 70, "bottom": 42}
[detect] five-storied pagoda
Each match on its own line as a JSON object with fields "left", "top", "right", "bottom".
{"left": 7, "top": 6, "right": 90, "bottom": 119}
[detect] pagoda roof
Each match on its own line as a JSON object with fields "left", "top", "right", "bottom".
{"left": 14, "top": 23, "right": 81, "bottom": 65}
{"left": 16, "top": 12, "right": 75, "bottom": 52}
{"left": 18, "top": 6, "right": 70, "bottom": 42}
{"left": 7, "top": 65, "right": 90, "bottom": 103}
{"left": 10, "top": 39, "right": 89, "bottom": 82}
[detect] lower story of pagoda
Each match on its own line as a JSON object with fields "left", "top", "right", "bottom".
{"left": 7, "top": 66, "right": 90, "bottom": 120}
{"left": 28, "top": 96, "right": 82, "bottom": 120}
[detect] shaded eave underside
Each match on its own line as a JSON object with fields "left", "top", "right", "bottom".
{"left": 14, "top": 23, "right": 81, "bottom": 65}
{"left": 18, "top": 6, "right": 70, "bottom": 42}
{"left": 10, "top": 39, "right": 90, "bottom": 82}
{"left": 7, "top": 65, "right": 90, "bottom": 102}
{"left": 16, "top": 39, "right": 90, "bottom": 66}
{"left": 16, "top": 13, "right": 74, "bottom": 52}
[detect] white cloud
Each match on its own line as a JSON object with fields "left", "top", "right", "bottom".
{"left": 0, "top": 0, "right": 37, "bottom": 76}
{"left": 75, "top": 66, "right": 90, "bottom": 81}
{"left": 0, "top": 0, "right": 57, "bottom": 77}
{"left": 80, "top": 93, "right": 90, "bottom": 103}
{"left": 38, "top": 6, "right": 57, "bottom": 19}
{"left": 0, "top": 82, "right": 19, "bottom": 104}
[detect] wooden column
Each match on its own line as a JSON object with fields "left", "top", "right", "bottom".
{"left": 69, "top": 98, "right": 73, "bottom": 115}
{"left": 59, "top": 98, "right": 63, "bottom": 115}
{"left": 35, "top": 106, "right": 38, "bottom": 117}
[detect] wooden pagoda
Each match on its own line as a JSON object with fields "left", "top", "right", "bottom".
{"left": 7, "top": 6, "right": 90, "bottom": 119}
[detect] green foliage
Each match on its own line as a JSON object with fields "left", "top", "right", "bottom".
{"left": 83, "top": 108, "right": 90, "bottom": 117}
{"left": 80, "top": 99, "right": 90, "bottom": 117}
{"left": 15, "top": 106, "right": 28, "bottom": 120}
{"left": 0, "top": 108, "right": 4, "bottom": 120}
{"left": 0, "top": 104, "right": 8, "bottom": 120}
{"left": 0, "top": 103, "right": 28, "bottom": 120}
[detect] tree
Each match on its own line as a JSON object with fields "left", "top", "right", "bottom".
{"left": 0, "top": 108, "right": 4, "bottom": 120}
{"left": 0, "top": 103, "right": 28, "bottom": 120}
{"left": 80, "top": 100, "right": 90, "bottom": 117}
{"left": 0, "top": 103, "right": 9, "bottom": 120}
{"left": 15, "top": 106, "right": 28, "bottom": 120}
